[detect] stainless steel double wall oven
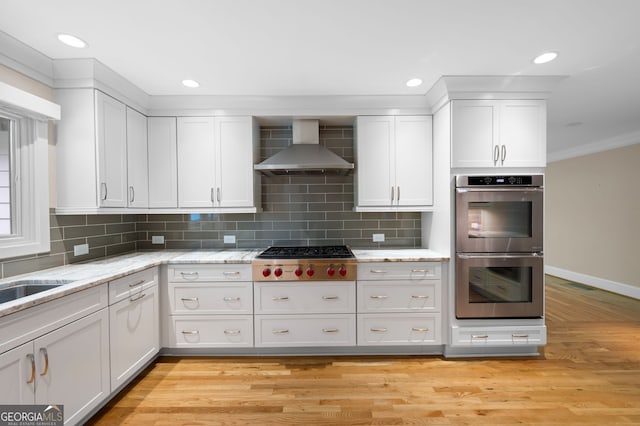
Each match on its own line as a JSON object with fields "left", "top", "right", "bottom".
{"left": 455, "top": 175, "right": 544, "bottom": 319}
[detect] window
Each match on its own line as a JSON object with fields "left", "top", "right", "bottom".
{"left": 0, "top": 81, "right": 56, "bottom": 259}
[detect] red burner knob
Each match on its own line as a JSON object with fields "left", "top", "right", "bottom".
{"left": 306, "top": 267, "right": 315, "bottom": 277}
{"left": 327, "top": 266, "right": 336, "bottom": 276}
{"left": 262, "top": 268, "right": 271, "bottom": 277}
{"left": 339, "top": 266, "right": 347, "bottom": 277}
{"left": 294, "top": 267, "right": 303, "bottom": 277}
{"left": 274, "top": 268, "right": 283, "bottom": 277}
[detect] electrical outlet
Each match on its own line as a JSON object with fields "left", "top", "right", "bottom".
{"left": 73, "top": 243, "right": 89, "bottom": 256}
{"left": 372, "top": 233, "right": 385, "bottom": 242}
{"left": 151, "top": 235, "right": 165, "bottom": 244}
{"left": 224, "top": 235, "right": 236, "bottom": 244}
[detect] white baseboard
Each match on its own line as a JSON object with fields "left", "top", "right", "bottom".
{"left": 545, "top": 265, "right": 640, "bottom": 300}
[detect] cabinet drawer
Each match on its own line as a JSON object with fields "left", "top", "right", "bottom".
{"left": 450, "top": 325, "right": 547, "bottom": 347}
{"left": 168, "top": 264, "right": 251, "bottom": 282}
{"left": 108, "top": 267, "right": 157, "bottom": 305}
{"left": 169, "top": 282, "right": 253, "bottom": 314}
{"left": 357, "top": 281, "right": 440, "bottom": 313}
{"left": 254, "top": 282, "right": 355, "bottom": 314}
{"left": 358, "top": 314, "right": 440, "bottom": 346}
{"left": 171, "top": 315, "right": 253, "bottom": 348}
{"left": 255, "top": 315, "right": 356, "bottom": 347}
{"left": 357, "top": 262, "right": 441, "bottom": 280}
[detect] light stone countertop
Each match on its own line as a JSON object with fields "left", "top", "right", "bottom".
{"left": 0, "top": 248, "right": 448, "bottom": 318}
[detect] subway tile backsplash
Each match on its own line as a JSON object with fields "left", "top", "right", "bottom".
{"left": 0, "top": 125, "right": 421, "bottom": 278}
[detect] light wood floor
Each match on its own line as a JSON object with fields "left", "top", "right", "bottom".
{"left": 88, "top": 276, "right": 640, "bottom": 425}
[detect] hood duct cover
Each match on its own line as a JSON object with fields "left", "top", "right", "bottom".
{"left": 254, "top": 119, "right": 355, "bottom": 176}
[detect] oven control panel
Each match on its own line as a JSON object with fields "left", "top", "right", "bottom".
{"left": 252, "top": 259, "right": 357, "bottom": 281}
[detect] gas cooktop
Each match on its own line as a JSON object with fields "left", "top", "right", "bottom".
{"left": 252, "top": 245, "right": 356, "bottom": 281}
{"left": 255, "top": 245, "right": 355, "bottom": 259}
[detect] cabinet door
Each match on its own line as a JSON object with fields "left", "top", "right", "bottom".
{"left": 177, "top": 117, "right": 216, "bottom": 208}
{"left": 34, "top": 309, "right": 110, "bottom": 425}
{"left": 126, "top": 107, "right": 149, "bottom": 208}
{"left": 499, "top": 100, "right": 546, "bottom": 167}
{"left": 95, "top": 91, "right": 127, "bottom": 207}
{"left": 451, "top": 100, "right": 496, "bottom": 168}
{"left": 148, "top": 117, "right": 178, "bottom": 208}
{"left": 395, "top": 116, "right": 433, "bottom": 206}
{"left": 0, "top": 341, "right": 35, "bottom": 404}
{"left": 215, "top": 116, "right": 255, "bottom": 207}
{"left": 355, "top": 116, "right": 394, "bottom": 206}
{"left": 109, "top": 284, "right": 159, "bottom": 391}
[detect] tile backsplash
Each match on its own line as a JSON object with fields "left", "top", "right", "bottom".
{"left": 0, "top": 125, "right": 421, "bottom": 278}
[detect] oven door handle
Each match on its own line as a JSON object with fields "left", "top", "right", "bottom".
{"left": 456, "top": 187, "right": 543, "bottom": 193}
{"left": 457, "top": 253, "right": 543, "bottom": 259}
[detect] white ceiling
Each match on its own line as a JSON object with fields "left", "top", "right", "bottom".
{"left": 2, "top": 0, "right": 640, "bottom": 159}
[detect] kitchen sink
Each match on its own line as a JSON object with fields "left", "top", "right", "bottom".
{"left": 0, "top": 280, "right": 74, "bottom": 304}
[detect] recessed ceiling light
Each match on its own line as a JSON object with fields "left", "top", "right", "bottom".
{"left": 406, "top": 78, "right": 423, "bottom": 87}
{"left": 182, "top": 79, "right": 200, "bottom": 88}
{"left": 533, "top": 52, "right": 558, "bottom": 65}
{"left": 57, "top": 34, "right": 87, "bottom": 48}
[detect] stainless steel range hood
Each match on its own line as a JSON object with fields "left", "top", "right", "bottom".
{"left": 254, "top": 119, "right": 354, "bottom": 176}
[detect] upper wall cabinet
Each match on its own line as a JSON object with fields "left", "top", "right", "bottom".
{"left": 354, "top": 116, "right": 433, "bottom": 211}
{"left": 126, "top": 107, "right": 149, "bottom": 208}
{"left": 147, "top": 117, "right": 178, "bottom": 209}
{"left": 176, "top": 116, "right": 259, "bottom": 211}
{"left": 451, "top": 100, "right": 546, "bottom": 168}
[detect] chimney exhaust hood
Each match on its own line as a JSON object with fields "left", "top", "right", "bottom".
{"left": 254, "top": 119, "right": 354, "bottom": 176}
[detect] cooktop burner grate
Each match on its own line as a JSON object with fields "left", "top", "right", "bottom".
{"left": 256, "top": 245, "right": 354, "bottom": 259}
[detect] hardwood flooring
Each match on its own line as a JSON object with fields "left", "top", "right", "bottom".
{"left": 87, "top": 276, "right": 640, "bottom": 425}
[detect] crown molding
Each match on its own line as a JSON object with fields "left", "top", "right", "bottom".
{"left": 0, "top": 31, "right": 54, "bottom": 86}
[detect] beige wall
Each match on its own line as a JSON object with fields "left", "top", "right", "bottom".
{"left": 0, "top": 64, "right": 56, "bottom": 208}
{"left": 545, "top": 143, "right": 640, "bottom": 289}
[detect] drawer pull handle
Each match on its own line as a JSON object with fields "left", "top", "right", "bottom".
{"left": 322, "top": 328, "right": 339, "bottom": 333}
{"left": 411, "top": 269, "right": 431, "bottom": 273}
{"left": 223, "top": 296, "right": 241, "bottom": 302}
{"left": 39, "top": 348, "right": 49, "bottom": 377}
{"left": 512, "top": 334, "right": 529, "bottom": 338}
{"left": 471, "top": 334, "right": 489, "bottom": 339}
{"left": 224, "top": 329, "right": 241, "bottom": 335}
{"left": 370, "top": 295, "right": 388, "bottom": 299}
{"left": 180, "top": 271, "right": 199, "bottom": 280}
{"left": 272, "top": 296, "right": 290, "bottom": 301}
{"left": 181, "top": 297, "right": 199, "bottom": 302}
{"left": 411, "top": 295, "right": 430, "bottom": 299}
{"left": 128, "top": 279, "right": 145, "bottom": 288}
{"left": 370, "top": 269, "right": 387, "bottom": 274}
{"left": 412, "top": 327, "right": 429, "bottom": 332}
{"left": 26, "top": 353, "right": 36, "bottom": 384}
{"left": 322, "top": 295, "right": 339, "bottom": 300}
{"left": 181, "top": 330, "right": 199, "bottom": 335}
{"left": 223, "top": 271, "right": 241, "bottom": 276}
{"left": 272, "top": 329, "right": 289, "bottom": 334}
{"left": 370, "top": 328, "right": 388, "bottom": 333}
{"left": 129, "top": 292, "right": 146, "bottom": 302}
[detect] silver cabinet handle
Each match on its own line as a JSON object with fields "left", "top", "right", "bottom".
{"left": 411, "top": 295, "right": 430, "bottom": 299}
{"left": 129, "top": 186, "right": 135, "bottom": 203}
{"left": 100, "top": 182, "right": 107, "bottom": 201}
{"left": 412, "top": 327, "right": 430, "bottom": 332}
{"left": 471, "top": 334, "right": 489, "bottom": 339}
{"left": 181, "top": 297, "right": 199, "bottom": 302}
{"left": 181, "top": 330, "right": 199, "bottom": 335}
{"left": 390, "top": 186, "right": 394, "bottom": 204}
{"left": 26, "top": 353, "right": 36, "bottom": 384}
{"left": 370, "top": 269, "right": 387, "bottom": 274}
{"left": 322, "top": 328, "right": 339, "bottom": 333}
{"left": 370, "top": 328, "right": 388, "bottom": 333}
{"left": 223, "top": 296, "right": 240, "bottom": 302}
{"left": 272, "top": 296, "right": 289, "bottom": 301}
{"left": 210, "top": 187, "right": 215, "bottom": 202}
{"left": 39, "top": 348, "right": 49, "bottom": 377}
{"left": 129, "top": 279, "right": 145, "bottom": 288}
{"left": 512, "top": 334, "right": 529, "bottom": 338}
{"left": 129, "top": 292, "right": 146, "bottom": 302}
{"left": 223, "top": 271, "right": 241, "bottom": 276}
{"left": 493, "top": 145, "right": 500, "bottom": 164}
{"left": 370, "top": 295, "right": 388, "bottom": 299}
{"left": 224, "top": 329, "right": 241, "bottom": 335}
{"left": 180, "top": 271, "right": 199, "bottom": 280}
{"left": 322, "top": 295, "right": 339, "bottom": 300}
{"left": 397, "top": 186, "right": 400, "bottom": 202}
{"left": 272, "top": 329, "right": 289, "bottom": 334}
{"left": 411, "top": 269, "right": 431, "bottom": 274}
{"left": 217, "top": 187, "right": 221, "bottom": 203}
{"left": 501, "top": 144, "right": 506, "bottom": 163}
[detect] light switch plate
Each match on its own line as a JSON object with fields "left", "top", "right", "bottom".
{"left": 224, "top": 235, "right": 236, "bottom": 244}
{"left": 73, "top": 243, "right": 89, "bottom": 256}
{"left": 372, "top": 233, "right": 385, "bottom": 242}
{"left": 152, "top": 235, "right": 165, "bottom": 244}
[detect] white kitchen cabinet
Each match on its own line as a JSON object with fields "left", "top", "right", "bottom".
{"left": 177, "top": 116, "right": 259, "bottom": 210}
{"left": 255, "top": 315, "right": 356, "bottom": 347}
{"left": 166, "top": 264, "right": 254, "bottom": 348}
{"left": 108, "top": 268, "right": 159, "bottom": 391}
{"left": 450, "top": 325, "right": 547, "bottom": 347}
{"left": 126, "top": 107, "right": 149, "bottom": 208}
{"left": 354, "top": 115, "right": 433, "bottom": 211}
{"left": 147, "top": 117, "right": 178, "bottom": 208}
{"left": 451, "top": 100, "right": 546, "bottom": 168}
{"left": 0, "top": 341, "right": 34, "bottom": 404}
{"left": 356, "top": 262, "right": 442, "bottom": 346}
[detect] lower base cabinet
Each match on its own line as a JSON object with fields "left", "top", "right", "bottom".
{"left": 357, "top": 313, "right": 440, "bottom": 346}
{"left": 450, "top": 325, "right": 547, "bottom": 347}
{"left": 254, "top": 315, "right": 356, "bottom": 347}
{"left": 171, "top": 315, "right": 254, "bottom": 347}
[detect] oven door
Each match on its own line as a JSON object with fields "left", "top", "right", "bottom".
{"left": 456, "top": 187, "right": 543, "bottom": 253}
{"left": 456, "top": 253, "right": 544, "bottom": 319}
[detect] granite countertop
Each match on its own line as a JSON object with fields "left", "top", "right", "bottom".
{"left": 0, "top": 248, "right": 448, "bottom": 318}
